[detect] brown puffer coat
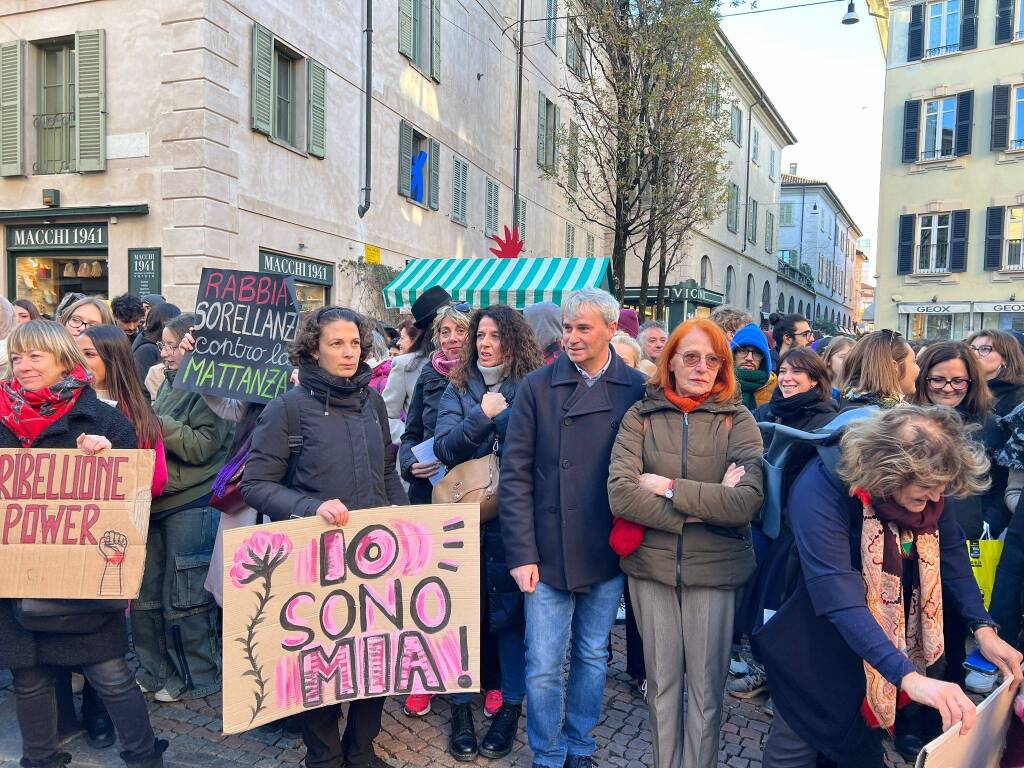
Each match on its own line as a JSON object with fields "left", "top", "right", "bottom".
{"left": 608, "top": 385, "right": 764, "bottom": 589}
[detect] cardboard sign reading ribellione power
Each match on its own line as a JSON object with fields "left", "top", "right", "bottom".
{"left": 221, "top": 505, "right": 481, "bottom": 734}
{"left": 0, "top": 449, "right": 155, "bottom": 599}
{"left": 914, "top": 677, "right": 1015, "bottom": 768}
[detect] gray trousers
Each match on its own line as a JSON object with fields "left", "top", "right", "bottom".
{"left": 763, "top": 709, "right": 885, "bottom": 768}
{"left": 629, "top": 577, "right": 736, "bottom": 768}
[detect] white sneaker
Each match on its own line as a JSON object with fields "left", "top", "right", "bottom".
{"left": 730, "top": 653, "right": 750, "bottom": 677}
{"left": 616, "top": 595, "right": 626, "bottom": 624}
{"left": 964, "top": 670, "right": 997, "bottom": 695}
{"left": 153, "top": 688, "right": 181, "bottom": 703}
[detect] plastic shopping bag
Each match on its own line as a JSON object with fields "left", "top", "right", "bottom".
{"left": 968, "top": 523, "right": 1004, "bottom": 610}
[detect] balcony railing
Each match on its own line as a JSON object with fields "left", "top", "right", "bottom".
{"left": 921, "top": 147, "right": 955, "bottom": 161}
{"left": 924, "top": 43, "right": 960, "bottom": 57}
{"left": 1006, "top": 240, "right": 1024, "bottom": 270}
{"left": 916, "top": 244, "right": 950, "bottom": 274}
{"left": 1011, "top": 138, "right": 1024, "bottom": 151}
{"left": 776, "top": 260, "right": 814, "bottom": 290}
{"left": 33, "top": 112, "right": 76, "bottom": 175}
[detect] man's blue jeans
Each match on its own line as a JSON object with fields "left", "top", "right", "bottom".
{"left": 524, "top": 574, "right": 624, "bottom": 767}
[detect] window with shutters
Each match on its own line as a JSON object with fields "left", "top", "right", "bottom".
{"left": 273, "top": 48, "right": 297, "bottom": 146}
{"left": 917, "top": 213, "right": 951, "bottom": 273}
{"left": 779, "top": 202, "right": 795, "bottom": 227}
{"left": 565, "top": 223, "right": 575, "bottom": 258}
{"left": 1018, "top": 0, "right": 1024, "bottom": 39}
{"left": 566, "top": 18, "right": 586, "bottom": 78}
{"left": 485, "top": 178, "right": 499, "bottom": 237}
{"left": 730, "top": 104, "right": 743, "bottom": 145}
{"left": 922, "top": 96, "right": 956, "bottom": 160}
{"left": 537, "top": 92, "right": 558, "bottom": 170}
{"left": 35, "top": 42, "right": 76, "bottom": 174}
{"left": 1006, "top": 206, "right": 1024, "bottom": 270}
{"left": 517, "top": 198, "right": 527, "bottom": 240}
{"left": 726, "top": 183, "right": 739, "bottom": 232}
{"left": 451, "top": 156, "right": 468, "bottom": 225}
{"left": 398, "top": 0, "right": 440, "bottom": 81}
{"left": 586, "top": 231, "right": 595, "bottom": 258}
{"left": 769, "top": 146, "right": 777, "bottom": 180}
{"left": 747, "top": 198, "right": 758, "bottom": 243}
{"left": 398, "top": 120, "right": 439, "bottom": 210}
{"left": 752, "top": 128, "right": 760, "bottom": 163}
{"left": 925, "top": 0, "right": 960, "bottom": 57}
{"left": 765, "top": 211, "right": 775, "bottom": 253}
{"left": 1014, "top": 86, "right": 1024, "bottom": 150}
{"left": 546, "top": 0, "right": 558, "bottom": 48}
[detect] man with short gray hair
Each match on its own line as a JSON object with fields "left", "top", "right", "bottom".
{"left": 500, "top": 288, "right": 646, "bottom": 768}
{"left": 638, "top": 320, "right": 668, "bottom": 363}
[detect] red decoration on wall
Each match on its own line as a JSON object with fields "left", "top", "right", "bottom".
{"left": 488, "top": 226, "right": 524, "bottom": 259}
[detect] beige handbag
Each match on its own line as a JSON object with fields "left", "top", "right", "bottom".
{"left": 433, "top": 450, "right": 500, "bottom": 522}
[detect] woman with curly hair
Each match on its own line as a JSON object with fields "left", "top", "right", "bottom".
{"left": 434, "top": 305, "right": 544, "bottom": 761}
{"left": 755, "top": 406, "right": 1022, "bottom": 768}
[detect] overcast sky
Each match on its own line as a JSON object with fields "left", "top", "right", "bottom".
{"left": 721, "top": 0, "right": 886, "bottom": 274}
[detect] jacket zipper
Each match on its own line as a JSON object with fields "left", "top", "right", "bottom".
{"left": 677, "top": 412, "right": 689, "bottom": 588}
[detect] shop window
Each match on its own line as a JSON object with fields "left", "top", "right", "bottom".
{"left": 14, "top": 256, "right": 107, "bottom": 318}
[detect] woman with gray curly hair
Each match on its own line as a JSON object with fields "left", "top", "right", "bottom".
{"left": 754, "top": 405, "right": 1022, "bottom": 768}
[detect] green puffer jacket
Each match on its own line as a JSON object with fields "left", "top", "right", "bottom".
{"left": 608, "top": 385, "right": 764, "bottom": 589}
{"left": 152, "top": 374, "right": 234, "bottom": 515}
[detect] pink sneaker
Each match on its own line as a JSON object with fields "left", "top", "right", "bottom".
{"left": 484, "top": 689, "right": 503, "bottom": 718}
{"left": 403, "top": 693, "right": 434, "bottom": 717}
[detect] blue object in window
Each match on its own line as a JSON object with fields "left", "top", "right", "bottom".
{"left": 411, "top": 150, "right": 428, "bottom": 204}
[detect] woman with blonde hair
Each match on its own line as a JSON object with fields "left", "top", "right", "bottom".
{"left": 839, "top": 329, "right": 918, "bottom": 409}
{"left": 821, "top": 336, "right": 854, "bottom": 398}
{"left": 756, "top": 406, "right": 1022, "bottom": 768}
{"left": 59, "top": 296, "right": 115, "bottom": 338}
{"left": 608, "top": 317, "right": 764, "bottom": 768}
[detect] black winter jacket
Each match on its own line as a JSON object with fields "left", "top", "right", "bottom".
{"left": 0, "top": 387, "right": 139, "bottom": 670}
{"left": 398, "top": 360, "right": 451, "bottom": 505}
{"left": 241, "top": 364, "right": 408, "bottom": 520}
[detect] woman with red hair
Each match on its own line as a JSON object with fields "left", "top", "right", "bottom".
{"left": 608, "top": 318, "right": 765, "bottom": 768}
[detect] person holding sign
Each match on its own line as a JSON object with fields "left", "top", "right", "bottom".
{"left": 0, "top": 320, "right": 167, "bottom": 768}
{"left": 133, "top": 314, "right": 233, "bottom": 703}
{"left": 433, "top": 305, "right": 544, "bottom": 761}
{"left": 242, "top": 306, "right": 408, "bottom": 768}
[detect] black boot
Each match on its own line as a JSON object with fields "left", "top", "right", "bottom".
{"left": 448, "top": 703, "right": 478, "bottom": 762}
{"left": 120, "top": 738, "right": 168, "bottom": 768}
{"left": 479, "top": 702, "right": 521, "bottom": 759}
{"left": 85, "top": 713, "right": 116, "bottom": 749}
{"left": 20, "top": 753, "right": 71, "bottom": 768}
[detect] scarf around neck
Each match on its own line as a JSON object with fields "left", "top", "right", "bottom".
{"left": 432, "top": 349, "right": 460, "bottom": 378}
{"left": 298, "top": 363, "right": 372, "bottom": 414}
{"left": 477, "top": 361, "right": 507, "bottom": 390}
{"left": 843, "top": 388, "right": 904, "bottom": 410}
{"left": 0, "top": 364, "right": 93, "bottom": 446}
{"left": 735, "top": 367, "right": 770, "bottom": 410}
{"left": 853, "top": 487, "right": 944, "bottom": 732}
{"left": 665, "top": 387, "right": 713, "bottom": 413}
{"left": 766, "top": 387, "right": 824, "bottom": 422}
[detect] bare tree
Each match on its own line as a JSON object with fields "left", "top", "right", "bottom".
{"left": 552, "top": 0, "right": 730, "bottom": 305}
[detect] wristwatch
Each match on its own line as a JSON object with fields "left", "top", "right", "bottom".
{"left": 968, "top": 620, "right": 1000, "bottom": 636}
{"left": 664, "top": 480, "right": 675, "bottom": 500}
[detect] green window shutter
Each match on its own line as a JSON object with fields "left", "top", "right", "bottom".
{"left": 547, "top": 0, "right": 558, "bottom": 45}
{"left": 552, "top": 105, "right": 560, "bottom": 165}
{"left": 398, "top": 120, "right": 413, "bottom": 197}
{"left": 565, "top": 223, "right": 575, "bottom": 257}
{"left": 517, "top": 198, "right": 527, "bottom": 240}
{"left": 0, "top": 40, "right": 24, "bottom": 177}
{"left": 399, "top": 0, "right": 415, "bottom": 59}
{"left": 75, "top": 30, "right": 106, "bottom": 172}
{"left": 537, "top": 92, "right": 547, "bottom": 167}
{"left": 586, "top": 231, "right": 595, "bottom": 257}
{"left": 485, "top": 178, "right": 499, "bottom": 236}
{"left": 430, "top": 0, "right": 441, "bottom": 82}
{"left": 251, "top": 23, "right": 273, "bottom": 135}
{"left": 306, "top": 58, "right": 327, "bottom": 158}
{"left": 566, "top": 23, "right": 576, "bottom": 73}
{"left": 428, "top": 137, "right": 440, "bottom": 210}
{"left": 452, "top": 157, "right": 468, "bottom": 224}
{"left": 568, "top": 120, "right": 579, "bottom": 191}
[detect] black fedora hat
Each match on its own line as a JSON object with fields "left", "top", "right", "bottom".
{"left": 411, "top": 285, "right": 452, "bottom": 329}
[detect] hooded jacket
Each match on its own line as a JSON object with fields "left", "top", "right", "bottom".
{"left": 731, "top": 322, "right": 777, "bottom": 408}
{"left": 524, "top": 301, "right": 563, "bottom": 359}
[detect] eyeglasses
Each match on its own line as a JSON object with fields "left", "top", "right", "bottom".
{"left": 156, "top": 341, "right": 183, "bottom": 353}
{"left": 925, "top": 376, "right": 971, "bottom": 391}
{"left": 733, "top": 347, "right": 764, "bottom": 360}
{"left": 675, "top": 351, "right": 723, "bottom": 370}
{"left": 66, "top": 316, "right": 97, "bottom": 330}
{"left": 791, "top": 330, "right": 815, "bottom": 341}
{"left": 970, "top": 344, "right": 995, "bottom": 358}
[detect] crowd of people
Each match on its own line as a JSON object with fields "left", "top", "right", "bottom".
{"left": 1, "top": 286, "right": 1024, "bottom": 768}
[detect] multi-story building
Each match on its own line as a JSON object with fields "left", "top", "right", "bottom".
{"left": 874, "top": 0, "right": 1024, "bottom": 338}
{"left": 623, "top": 29, "right": 797, "bottom": 326}
{"left": 777, "top": 169, "right": 863, "bottom": 331}
{"left": 0, "top": 0, "right": 597, "bottom": 317}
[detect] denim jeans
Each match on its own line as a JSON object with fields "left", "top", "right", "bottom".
{"left": 131, "top": 506, "right": 221, "bottom": 698}
{"left": 13, "top": 659, "right": 156, "bottom": 763}
{"left": 452, "top": 625, "right": 527, "bottom": 706}
{"left": 524, "top": 574, "right": 624, "bottom": 767}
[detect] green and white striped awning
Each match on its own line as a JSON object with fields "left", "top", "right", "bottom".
{"left": 383, "top": 257, "right": 611, "bottom": 309}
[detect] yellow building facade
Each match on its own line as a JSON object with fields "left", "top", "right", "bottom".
{"left": 875, "top": 0, "right": 1024, "bottom": 339}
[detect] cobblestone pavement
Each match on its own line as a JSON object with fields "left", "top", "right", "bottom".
{"left": 0, "top": 627, "right": 912, "bottom": 768}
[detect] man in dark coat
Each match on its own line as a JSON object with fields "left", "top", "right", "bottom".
{"left": 500, "top": 288, "right": 646, "bottom": 768}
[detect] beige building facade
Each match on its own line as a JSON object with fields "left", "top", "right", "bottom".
{"left": 875, "top": 0, "right": 1024, "bottom": 339}
{"left": 0, "top": 0, "right": 598, "bottom": 317}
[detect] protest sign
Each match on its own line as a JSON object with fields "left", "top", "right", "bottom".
{"left": 0, "top": 448, "right": 155, "bottom": 599}
{"left": 177, "top": 267, "right": 301, "bottom": 404}
{"left": 221, "top": 504, "right": 481, "bottom": 734}
{"left": 915, "top": 677, "right": 1015, "bottom": 768}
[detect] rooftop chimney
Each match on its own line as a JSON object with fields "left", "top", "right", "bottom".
{"left": 789, "top": 163, "right": 798, "bottom": 175}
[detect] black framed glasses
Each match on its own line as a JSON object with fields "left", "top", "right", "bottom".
{"left": 732, "top": 347, "right": 764, "bottom": 360}
{"left": 925, "top": 376, "right": 971, "bottom": 391}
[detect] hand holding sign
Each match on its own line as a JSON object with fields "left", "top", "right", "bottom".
{"left": 77, "top": 433, "right": 112, "bottom": 455}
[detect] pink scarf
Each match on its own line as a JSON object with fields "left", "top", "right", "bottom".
{"left": 431, "top": 350, "right": 460, "bottom": 378}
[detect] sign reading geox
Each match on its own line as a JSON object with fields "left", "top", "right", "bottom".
{"left": 6, "top": 224, "right": 108, "bottom": 251}
{"left": 896, "top": 301, "right": 971, "bottom": 314}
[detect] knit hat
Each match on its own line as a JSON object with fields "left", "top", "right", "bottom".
{"left": 617, "top": 309, "right": 640, "bottom": 339}
{"left": 524, "top": 301, "right": 563, "bottom": 351}
{"left": 730, "top": 322, "right": 771, "bottom": 373}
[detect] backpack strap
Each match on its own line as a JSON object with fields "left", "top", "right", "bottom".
{"left": 284, "top": 392, "right": 303, "bottom": 458}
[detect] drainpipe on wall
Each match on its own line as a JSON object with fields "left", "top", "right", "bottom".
{"left": 357, "top": 0, "right": 373, "bottom": 218}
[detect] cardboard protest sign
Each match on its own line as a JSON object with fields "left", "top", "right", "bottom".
{"left": 222, "top": 504, "right": 481, "bottom": 734}
{"left": 0, "top": 449, "right": 154, "bottom": 599}
{"left": 915, "top": 677, "right": 1015, "bottom": 768}
{"left": 177, "top": 268, "right": 301, "bottom": 404}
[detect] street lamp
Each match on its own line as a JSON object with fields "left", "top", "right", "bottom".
{"left": 842, "top": 0, "right": 859, "bottom": 24}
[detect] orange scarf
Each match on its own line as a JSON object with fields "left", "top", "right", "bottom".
{"left": 665, "top": 379, "right": 728, "bottom": 413}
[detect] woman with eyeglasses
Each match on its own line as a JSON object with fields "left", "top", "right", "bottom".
{"left": 133, "top": 313, "right": 233, "bottom": 704}
{"left": 838, "top": 330, "right": 919, "bottom": 410}
{"left": 966, "top": 330, "right": 1024, "bottom": 417}
{"left": 60, "top": 296, "right": 114, "bottom": 338}
{"left": 132, "top": 302, "right": 181, "bottom": 393}
{"left": 608, "top": 318, "right": 764, "bottom": 768}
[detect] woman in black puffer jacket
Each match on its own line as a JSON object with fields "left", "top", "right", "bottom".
{"left": 0, "top": 320, "right": 165, "bottom": 768}
{"left": 754, "top": 346, "right": 838, "bottom": 436}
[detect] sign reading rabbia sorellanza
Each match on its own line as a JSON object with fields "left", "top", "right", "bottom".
{"left": 221, "top": 505, "right": 481, "bottom": 734}
{"left": 177, "top": 267, "right": 301, "bottom": 405}
{"left": 0, "top": 449, "right": 155, "bottom": 599}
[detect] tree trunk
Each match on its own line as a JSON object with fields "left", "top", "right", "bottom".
{"left": 656, "top": 230, "right": 669, "bottom": 320}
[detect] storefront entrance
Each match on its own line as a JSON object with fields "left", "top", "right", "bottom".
{"left": 259, "top": 251, "right": 332, "bottom": 312}
{"left": 623, "top": 279, "right": 724, "bottom": 330}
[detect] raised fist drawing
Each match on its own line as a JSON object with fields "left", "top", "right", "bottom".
{"left": 99, "top": 530, "right": 128, "bottom": 566}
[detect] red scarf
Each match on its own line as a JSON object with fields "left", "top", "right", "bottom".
{"left": 0, "top": 365, "right": 92, "bottom": 446}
